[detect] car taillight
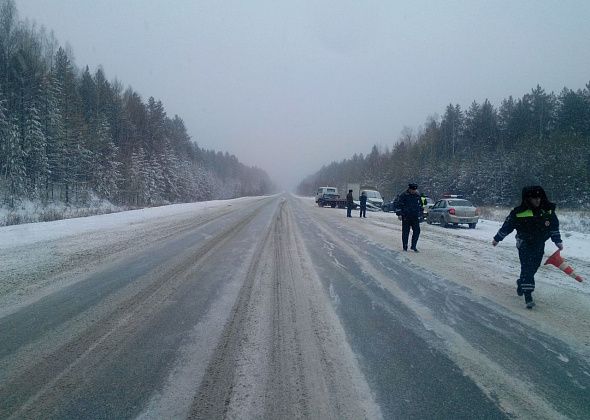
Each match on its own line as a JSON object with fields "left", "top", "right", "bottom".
{"left": 448, "top": 208, "right": 455, "bottom": 215}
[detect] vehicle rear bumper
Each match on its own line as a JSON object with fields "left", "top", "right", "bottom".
{"left": 448, "top": 215, "right": 479, "bottom": 224}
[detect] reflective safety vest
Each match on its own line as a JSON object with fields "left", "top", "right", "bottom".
{"left": 515, "top": 209, "right": 552, "bottom": 218}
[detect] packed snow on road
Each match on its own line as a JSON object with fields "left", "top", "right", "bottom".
{"left": 0, "top": 194, "right": 589, "bottom": 419}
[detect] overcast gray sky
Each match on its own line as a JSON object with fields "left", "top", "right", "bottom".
{"left": 14, "top": 0, "right": 590, "bottom": 190}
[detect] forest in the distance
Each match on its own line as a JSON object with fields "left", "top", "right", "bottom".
{"left": 297, "top": 84, "right": 590, "bottom": 208}
{"left": 0, "top": 0, "right": 276, "bottom": 212}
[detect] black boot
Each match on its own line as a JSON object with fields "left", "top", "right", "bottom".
{"left": 516, "top": 279, "right": 523, "bottom": 296}
{"left": 524, "top": 293, "right": 535, "bottom": 309}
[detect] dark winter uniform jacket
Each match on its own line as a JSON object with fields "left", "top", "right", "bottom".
{"left": 396, "top": 191, "right": 423, "bottom": 219}
{"left": 494, "top": 187, "right": 562, "bottom": 246}
{"left": 360, "top": 194, "right": 367, "bottom": 207}
{"left": 346, "top": 192, "right": 354, "bottom": 205}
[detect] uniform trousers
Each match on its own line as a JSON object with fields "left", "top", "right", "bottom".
{"left": 402, "top": 216, "right": 420, "bottom": 249}
{"left": 516, "top": 239, "right": 545, "bottom": 301}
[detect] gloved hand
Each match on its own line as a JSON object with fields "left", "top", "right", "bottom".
{"left": 556, "top": 242, "right": 564, "bottom": 250}
{"left": 492, "top": 239, "right": 498, "bottom": 247}
{"left": 397, "top": 215, "right": 402, "bottom": 221}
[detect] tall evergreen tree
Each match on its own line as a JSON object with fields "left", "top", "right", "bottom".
{"left": 146, "top": 96, "right": 166, "bottom": 157}
{"left": 556, "top": 87, "right": 589, "bottom": 137}
{"left": 93, "top": 115, "right": 120, "bottom": 199}
{"left": 53, "top": 47, "right": 90, "bottom": 202}
{"left": 1, "top": 114, "right": 25, "bottom": 204}
{"left": 440, "top": 104, "right": 463, "bottom": 158}
{"left": 42, "top": 65, "right": 66, "bottom": 201}
{"left": 0, "top": 0, "right": 17, "bottom": 101}
{"left": 79, "top": 65, "right": 97, "bottom": 126}
{"left": 528, "top": 84, "right": 556, "bottom": 141}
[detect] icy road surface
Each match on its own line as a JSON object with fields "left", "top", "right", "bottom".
{"left": 0, "top": 194, "right": 589, "bottom": 419}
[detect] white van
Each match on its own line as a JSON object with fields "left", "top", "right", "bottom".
{"left": 360, "top": 189, "right": 384, "bottom": 209}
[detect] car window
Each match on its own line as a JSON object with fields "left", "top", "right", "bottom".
{"left": 448, "top": 199, "right": 473, "bottom": 207}
{"left": 363, "top": 191, "right": 382, "bottom": 199}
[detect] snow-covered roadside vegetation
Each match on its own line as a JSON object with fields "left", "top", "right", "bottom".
{"left": 478, "top": 206, "right": 590, "bottom": 234}
{"left": 0, "top": 196, "right": 122, "bottom": 226}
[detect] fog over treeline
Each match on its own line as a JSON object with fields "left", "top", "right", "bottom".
{"left": 297, "top": 82, "right": 590, "bottom": 208}
{"left": 0, "top": 0, "right": 276, "bottom": 210}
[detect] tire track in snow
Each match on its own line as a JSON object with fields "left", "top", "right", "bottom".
{"left": 189, "top": 197, "right": 381, "bottom": 419}
{"left": 0, "top": 201, "right": 268, "bottom": 419}
{"left": 291, "top": 196, "right": 590, "bottom": 419}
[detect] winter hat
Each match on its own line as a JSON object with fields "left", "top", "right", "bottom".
{"left": 520, "top": 185, "right": 553, "bottom": 210}
{"left": 523, "top": 186, "right": 543, "bottom": 198}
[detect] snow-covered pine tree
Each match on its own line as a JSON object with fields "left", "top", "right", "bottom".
{"left": 1, "top": 115, "right": 26, "bottom": 206}
{"left": 54, "top": 47, "right": 89, "bottom": 203}
{"left": 130, "top": 147, "right": 149, "bottom": 206}
{"left": 159, "top": 139, "right": 180, "bottom": 202}
{"left": 93, "top": 115, "right": 120, "bottom": 199}
{"left": 146, "top": 96, "right": 166, "bottom": 158}
{"left": 22, "top": 101, "right": 47, "bottom": 198}
{"left": 42, "top": 66, "right": 66, "bottom": 202}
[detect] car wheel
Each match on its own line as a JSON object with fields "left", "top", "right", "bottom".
{"left": 426, "top": 217, "right": 432, "bottom": 224}
{"left": 440, "top": 216, "right": 447, "bottom": 227}
{"left": 469, "top": 223, "right": 477, "bottom": 229}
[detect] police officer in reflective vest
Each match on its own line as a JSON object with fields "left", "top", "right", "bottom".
{"left": 419, "top": 193, "right": 428, "bottom": 221}
{"left": 492, "top": 186, "right": 563, "bottom": 309}
{"left": 420, "top": 193, "right": 427, "bottom": 207}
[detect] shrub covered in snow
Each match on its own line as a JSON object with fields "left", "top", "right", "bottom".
{"left": 478, "top": 206, "right": 590, "bottom": 234}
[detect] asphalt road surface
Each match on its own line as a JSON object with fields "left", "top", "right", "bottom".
{"left": 1, "top": 194, "right": 588, "bottom": 419}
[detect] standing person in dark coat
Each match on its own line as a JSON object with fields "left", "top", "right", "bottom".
{"left": 359, "top": 191, "right": 367, "bottom": 218}
{"left": 346, "top": 189, "right": 354, "bottom": 218}
{"left": 492, "top": 185, "right": 563, "bottom": 309}
{"left": 396, "top": 183, "right": 423, "bottom": 252}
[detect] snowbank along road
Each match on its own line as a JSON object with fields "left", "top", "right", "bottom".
{"left": 0, "top": 194, "right": 589, "bottom": 419}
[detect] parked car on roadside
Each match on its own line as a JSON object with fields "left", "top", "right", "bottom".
{"left": 383, "top": 194, "right": 433, "bottom": 219}
{"left": 360, "top": 189, "right": 384, "bottom": 210}
{"left": 382, "top": 195, "right": 401, "bottom": 213}
{"left": 426, "top": 197, "right": 479, "bottom": 228}
{"left": 421, "top": 196, "right": 435, "bottom": 218}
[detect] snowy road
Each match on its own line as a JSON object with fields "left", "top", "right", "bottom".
{"left": 1, "top": 194, "right": 589, "bottom": 419}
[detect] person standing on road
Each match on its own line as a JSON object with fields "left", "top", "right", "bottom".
{"left": 396, "top": 183, "right": 423, "bottom": 252}
{"left": 419, "top": 193, "right": 428, "bottom": 222}
{"left": 420, "top": 193, "right": 427, "bottom": 207}
{"left": 346, "top": 189, "right": 354, "bottom": 218}
{"left": 359, "top": 191, "right": 367, "bottom": 218}
{"left": 492, "top": 185, "right": 563, "bottom": 309}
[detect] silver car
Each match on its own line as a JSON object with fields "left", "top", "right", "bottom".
{"left": 427, "top": 198, "right": 479, "bottom": 228}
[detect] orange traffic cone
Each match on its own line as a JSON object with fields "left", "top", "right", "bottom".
{"left": 544, "top": 250, "right": 583, "bottom": 282}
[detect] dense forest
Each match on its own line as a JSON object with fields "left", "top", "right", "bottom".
{"left": 297, "top": 83, "right": 590, "bottom": 208}
{"left": 0, "top": 0, "right": 275, "bottom": 211}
